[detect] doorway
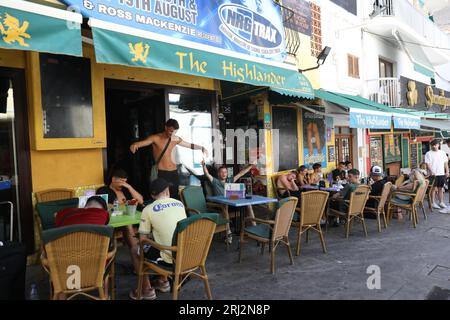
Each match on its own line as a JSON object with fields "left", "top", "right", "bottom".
{"left": 104, "top": 80, "right": 166, "bottom": 197}
{"left": 0, "top": 68, "right": 33, "bottom": 252}
{"left": 335, "top": 126, "right": 353, "bottom": 165}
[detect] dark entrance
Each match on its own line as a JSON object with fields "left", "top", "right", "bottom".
{"left": 104, "top": 80, "right": 166, "bottom": 198}
{"left": 0, "top": 68, "right": 33, "bottom": 253}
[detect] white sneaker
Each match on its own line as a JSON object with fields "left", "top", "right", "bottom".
{"left": 439, "top": 202, "right": 447, "bottom": 208}
{"left": 432, "top": 203, "right": 441, "bottom": 209}
{"left": 439, "top": 207, "right": 450, "bottom": 214}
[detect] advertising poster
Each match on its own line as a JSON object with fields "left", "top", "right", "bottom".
{"left": 62, "top": 0, "right": 287, "bottom": 61}
{"left": 302, "top": 108, "right": 326, "bottom": 168}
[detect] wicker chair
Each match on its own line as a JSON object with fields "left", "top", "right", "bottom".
{"left": 35, "top": 188, "right": 75, "bottom": 203}
{"left": 328, "top": 185, "right": 370, "bottom": 238}
{"left": 180, "top": 186, "right": 229, "bottom": 247}
{"left": 364, "top": 182, "right": 392, "bottom": 232}
{"left": 291, "top": 191, "right": 329, "bottom": 256}
{"left": 387, "top": 181, "right": 427, "bottom": 228}
{"left": 416, "top": 180, "right": 430, "bottom": 221}
{"left": 239, "top": 197, "right": 297, "bottom": 274}
{"left": 40, "top": 224, "right": 116, "bottom": 300}
{"left": 137, "top": 214, "right": 218, "bottom": 300}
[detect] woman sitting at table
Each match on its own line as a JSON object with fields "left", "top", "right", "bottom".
{"left": 309, "top": 163, "right": 323, "bottom": 185}
{"left": 296, "top": 165, "right": 308, "bottom": 187}
{"left": 96, "top": 168, "right": 144, "bottom": 253}
{"left": 391, "top": 169, "right": 426, "bottom": 219}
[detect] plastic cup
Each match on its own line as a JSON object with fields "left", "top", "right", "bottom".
{"left": 126, "top": 204, "right": 137, "bottom": 216}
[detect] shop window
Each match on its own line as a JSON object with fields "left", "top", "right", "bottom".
{"left": 348, "top": 54, "right": 360, "bottom": 78}
{"left": 169, "top": 92, "right": 213, "bottom": 182}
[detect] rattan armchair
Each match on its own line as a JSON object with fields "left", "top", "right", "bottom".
{"left": 239, "top": 197, "right": 297, "bottom": 274}
{"left": 291, "top": 191, "right": 329, "bottom": 256}
{"left": 364, "top": 182, "right": 392, "bottom": 232}
{"left": 35, "top": 188, "right": 75, "bottom": 203}
{"left": 180, "top": 186, "right": 229, "bottom": 247}
{"left": 137, "top": 214, "right": 218, "bottom": 300}
{"left": 328, "top": 185, "right": 370, "bottom": 238}
{"left": 41, "top": 224, "right": 116, "bottom": 300}
{"left": 387, "top": 181, "right": 427, "bottom": 228}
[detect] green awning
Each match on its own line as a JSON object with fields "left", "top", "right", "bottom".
{"left": 414, "top": 63, "right": 435, "bottom": 78}
{"left": 89, "top": 18, "right": 314, "bottom": 99}
{"left": 315, "top": 89, "right": 421, "bottom": 129}
{"left": 0, "top": 0, "right": 82, "bottom": 56}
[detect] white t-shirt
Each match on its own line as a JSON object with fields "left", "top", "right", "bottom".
{"left": 424, "top": 150, "right": 448, "bottom": 176}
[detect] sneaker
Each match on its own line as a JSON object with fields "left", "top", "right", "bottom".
{"left": 432, "top": 203, "right": 441, "bottom": 209}
{"left": 152, "top": 280, "right": 171, "bottom": 293}
{"left": 129, "top": 288, "right": 156, "bottom": 300}
{"left": 439, "top": 202, "right": 447, "bottom": 209}
{"left": 224, "top": 232, "right": 233, "bottom": 245}
{"left": 439, "top": 207, "right": 450, "bottom": 214}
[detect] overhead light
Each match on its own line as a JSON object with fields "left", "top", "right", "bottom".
{"left": 298, "top": 46, "right": 332, "bottom": 73}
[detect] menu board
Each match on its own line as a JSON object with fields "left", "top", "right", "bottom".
{"left": 272, "top": 106, "right": 298, "bottom": 171}
{"left": 410, "top": 143, "right": 418, "bottom": 169}
{"left": 370, "top": 136, "right": 383, "bottom": 168}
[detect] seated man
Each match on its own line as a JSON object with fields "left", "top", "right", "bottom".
{"left": 55, "top": 196, "right": 110, "bottom": 227}
{"left": 130, "top": 178, "right": 186, "bottom": 300}
{"left": 277, "top": 171, "right": 301, "bottom": 198}
{"left": 331, "top": 162, "right": 346, "bottom": 183}
{"left": 366, "top": 166, "right": 386, "bottom": 209}
{"left": 329, "top": 169, "right": 361, "bottom": 225}
{"left": 96, "top": 168, "right": 144, "bottom": 248}
{"left": 201, "top": 160, "right": 257, "bottom": 238}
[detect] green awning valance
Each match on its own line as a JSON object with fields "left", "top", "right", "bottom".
{"left": 89, "top": 18, "right": 314, "bottom": 99}
{"left": 0, "top": 0, "right": 82, "bottom": 56}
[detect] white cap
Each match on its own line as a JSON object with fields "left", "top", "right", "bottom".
{"left": 371, "top": 166, "right": 383, "bottom": 176}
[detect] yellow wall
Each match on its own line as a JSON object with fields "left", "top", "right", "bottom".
{"left": 296, "top": 33, "right": 321, "bottom": 89}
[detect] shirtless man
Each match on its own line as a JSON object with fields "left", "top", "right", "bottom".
{"left": 277, "top": 171, "right": 301, "bottom": 199}
{"left": 130, "top": 119, "right": 208, "bottom": 199}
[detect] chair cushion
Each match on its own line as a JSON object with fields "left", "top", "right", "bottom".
{"left": 182, "top": 186, "right": 208, "bottom": 213}
{"left": 42, "top": 224, "right": 114, "bottom": 244}
{"left": 244, "top": 223, "right": 271, "bottom": 239}
{"left": 391, "top": 197, "right": 413, "bottom": 205}
{"left": 36, "top": 198, "right": 80, "bottom": 230}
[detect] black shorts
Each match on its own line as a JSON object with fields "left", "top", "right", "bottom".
{"left": 140, "top": 245, "right": 173, "bottom": 269}
{"left": 434, "top": 175, "right": 446, "bottom": 188}
{"left": 158, "top": 170, "right": 180, "bottom": 199}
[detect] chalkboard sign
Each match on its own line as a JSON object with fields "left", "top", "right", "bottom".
{"left": 272, "top": 106, "right": 298, "bottom": 171}
{"left": 402, "top": 138, "right": 409, "bottom": 168}
{"left": 40, "top": 53, "right": 93, "bottom": 138}
{"left": 410, "top": 143, "right": 418, "bottom": 169}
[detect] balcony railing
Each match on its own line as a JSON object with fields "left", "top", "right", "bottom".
{"left": 274, "top": 0, "right": 301, "bottom": 56}
{"left": 364, "top": 0, "right": 450, "bottom": 50}
{"left": 367, "top": 77, "right": 401, "bottom": 107}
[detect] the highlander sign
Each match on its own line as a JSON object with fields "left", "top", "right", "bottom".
{"left": 62, "top": 0, "right": 287, "bottom": 61}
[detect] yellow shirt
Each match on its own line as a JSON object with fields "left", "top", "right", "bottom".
{"left": 139, "top": 198, "right": 187, "bottom": 263}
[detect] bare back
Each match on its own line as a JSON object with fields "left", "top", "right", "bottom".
{"left": 151, "top": 133, "right": 182, "bottom": 171}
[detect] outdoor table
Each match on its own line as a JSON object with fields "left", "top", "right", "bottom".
{"left": 108, "top": 211, "right": 141, "bottom": 228}
{"left": 301, "top": 185, "right": 341, "bottom": 193}
{"left": 206, "top": 195, "right": 278, "bottom": 235}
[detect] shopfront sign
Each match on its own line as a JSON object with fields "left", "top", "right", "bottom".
{"left": 392, "top": 114, "right": 421, "bottom": 130}
{"left": 90, "top": 23, "right": 314, "bottom": 98}
{"left": 349, "top": 108, "right": 391, "bottom": 129}
{"left": 62, "top": 0, "right": 287, "bottom": 62}
{"left": 0, "top": 0, "right": 82, "bottom": 56}
{"left": 401, "top": 76, "right": 450, "bottom": 113}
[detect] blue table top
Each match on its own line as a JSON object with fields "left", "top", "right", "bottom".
{"left": 206, "top": 195, "right": 278, "bottom": 207}
{"left": 301, "top": 185, "right": 341, "bottom": 192}
{"left": 0, "top": 180, "right": 12, "bottom": 191}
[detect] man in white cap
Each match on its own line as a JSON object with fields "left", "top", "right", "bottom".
{"left": 366, "top": 166, "right": 386, "bottom": 208}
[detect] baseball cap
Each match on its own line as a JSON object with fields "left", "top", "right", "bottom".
{"left": 150, "top": 178, "right": 171, "bottom": 196}
{"left": 371, "top": 166, "right": 383, "bottom": 176}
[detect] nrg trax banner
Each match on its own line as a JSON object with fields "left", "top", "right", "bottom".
{"left": 62, "top": 0, "right": 287, "bottom": 62}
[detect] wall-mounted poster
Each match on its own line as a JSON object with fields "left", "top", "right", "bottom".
{"left": 302, "top": 108, "right": 326, "bottom": 168}
{"left": 383, "top": 134, "right": 401, "bottom": 164}
{"left": 370, "top": 136, "right": 383, "bottom": 168}
{"left": 327, "top": 146, "right": 335, "bottom": 163}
